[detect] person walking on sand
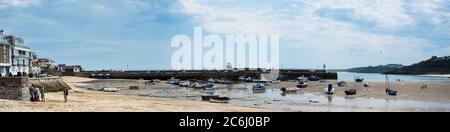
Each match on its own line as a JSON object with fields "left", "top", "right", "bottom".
{"left": 63, "top": 89, "right": 69, "bottom": 102}
{"left": 39, "top": 85, "right": 45, "bottom": 102}
{"left": 35, "top": 87, "right": 41, "bottom": 102}
{"left": 29, "top": 85, "right": 36, "bottom": 102}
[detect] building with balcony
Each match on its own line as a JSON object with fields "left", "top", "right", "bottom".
{"left": 0, "top": 30, "right": 33, "bottom": 76}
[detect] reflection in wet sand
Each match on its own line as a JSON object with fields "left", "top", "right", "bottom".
{"left": 81, "top": 79, "right": 450, "bottom": 112}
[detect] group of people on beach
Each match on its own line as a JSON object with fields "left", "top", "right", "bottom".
{"left": 29, "top": 84, "right": 70, "bottom": 102}
{"left": 29, "top": 84, "right": 45, "bottom": 102}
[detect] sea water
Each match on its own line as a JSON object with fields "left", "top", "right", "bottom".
{"left": 337, "top": 72, "right": 450, "bottom": 83}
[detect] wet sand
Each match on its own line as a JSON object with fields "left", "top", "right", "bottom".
{"left": 68, "top": 77, "right": 450, "bottom": 112}
{"left": 0, "top": 77, "right": 273, "bottom": 112}
{"left": 271, "top": 81, "right": 450, "bottom": 103}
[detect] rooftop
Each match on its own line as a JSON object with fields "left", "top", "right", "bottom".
{"left": 0, "top": 30, "right": 30, "bottom": 49}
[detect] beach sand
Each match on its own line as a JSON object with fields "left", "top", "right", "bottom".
{"left": 1, "top": 77, "right": 449, "bottom": 112}
{"left": 0, "top": 77, "right": 273, "bottom": 112}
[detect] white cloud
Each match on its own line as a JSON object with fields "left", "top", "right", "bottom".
{"left": 176, "top": 0, "right": 449, "bottom": 68}
{"left": 0, "top": 0, "right": 41, "bottom": 8}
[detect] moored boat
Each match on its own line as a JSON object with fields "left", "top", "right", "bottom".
{"left": 309, "top": 76, "right": 320, "bottom": 81}
{"left": 297, "top": 81, "right": 308, "bottom": 88}
{"left": 324, "top": 84, "right": 335, "bottom": 95}
{"left": 281, "top": 87, "right": 300, "bottom": 93}
{"left": 209, "top": 96, "right": 231, "bottom": 103}
{"left": 201, "top": 94, "right": 220, "bottom": 101}
{"left": 385, "top": 74, "right": 398, "bottom": 96}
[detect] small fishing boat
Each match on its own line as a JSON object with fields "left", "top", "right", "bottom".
{"left": 217, "top": 80, "right": 232, "bottom": 84}
{"left": 337, "top": 81, "right": 346, "bottom": 87}
{"left": 209, "top": 96, "right": 231, "bottom": 103}
{"left": 386, "top": 88, "right": 398, "bottom": 96}
{"left": 309, "top": 76, "right": 320, "bottom": 81}
{"left": 192, "top": 83, "right": 205, "bottom": 89}
{"left": 355, "top": 77, "right": 364, "bottom": 83}
{"left": 129, "top": 86, "right": 139, "bottom": 90}
{"left": 297, "top": 76, "right": 309, "bottom": 82}
{"left": 168, "top": 77, "right": 180, "bottom": 85}
{"left": 364, "top": 83, "right": 370, "bottom": 87}
{"left": 345, "top": 89, "right": 357, "bottom": 95}
{"left": 256, "top": 80, "right": 271, "bottom": 86}
{"left": 179, "top": 81, "right": 191, "bottom": 87}
{"left": 345, "top": 83, "right": 357, "bottom": 95}
{"left": 201, "top": 94, "right": 220, "bottom": 101}
{"left": 204, "top": 83, "right": 217, "bottom": 90}
{"left": 253, "top": 83, "right": 267, "bottom": 91}
{"left": 208, "top": 78, "right": 215, "bottom": 83}
{"left": 102, "top": 87, "right": 121, "bottom": 92}
{"left": 245, "top": 77, "right": 254, "bottom": 82}
{"left": 280, "top": 87, "right": 300, "bottom": 93}
{"left": 297, "top": 81, "right": 308, "bottom": 88}
{"left": 146, "top": 79, "right": 160, "bottom": 85}
{"left": 385, "top": 74, "right": 398, "bottom": 96}
{"left": 271, "top": 80, "right": 281, "bottom": 84}
{"left": 324, "top": 84, "right": 335, "bottom": 95}
{"left": 238, "top": 76, "right": 246, "bottom": 82}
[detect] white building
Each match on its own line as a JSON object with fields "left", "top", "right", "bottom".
{"left": 0, "top": 30, "right": 33, "bottom": 76}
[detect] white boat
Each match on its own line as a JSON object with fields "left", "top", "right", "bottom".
{"left": 297, "top": 76, "right": 308, "bottom": 82}
{"left": 297, "top": 81, "right": 308, "bottom": 88}
{"left": 102, "top": 88, "right": 121, "bottom": 92}
{"left": 179, "top": 81, "right": 191, "bottom": 87}
{"left": 324, "top": 84, "right": 335, "bottom": 95}
{"left": 192, "top": 83, "right": 205, "bottom": 89}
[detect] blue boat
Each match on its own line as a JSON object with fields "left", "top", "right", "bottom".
{"left": 253, "top": 83, "right": 267, "bottom": 91}
{"left": 204, "top": 83, "right": 217, "bottom": 90}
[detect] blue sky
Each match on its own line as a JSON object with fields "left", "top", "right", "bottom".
{"left": 1, "top": 0, "right": 449, "bottom": 70}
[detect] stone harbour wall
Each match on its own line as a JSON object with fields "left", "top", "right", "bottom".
{"left": 0, "top": 77, "right": 30, "bottom": 101}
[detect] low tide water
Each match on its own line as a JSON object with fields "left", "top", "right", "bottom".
{"left": 337, "top": 72, "right": 450, "bottom": 83}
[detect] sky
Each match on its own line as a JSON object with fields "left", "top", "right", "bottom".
{"left": 0, "top": 0, "right": 449, "bottom": 70}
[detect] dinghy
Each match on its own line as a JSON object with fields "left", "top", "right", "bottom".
{"left": 385, "top": 74, "right": 398, "bottom": 96}
{"left": 102, "top": 88, "right": 121, "bottom": 92}
{"left": 337, "top": 81, "right": 346, "bottom": 87}
{"left": 209, "top": 96, "right": 231, "bottom": 103}
{"left": 355, "top": 77, "right": 364, "bottom": 83}
{"left": 345, "top": 89, "right": 357, "bottom": 95}
{"left": 281, "top": 87, "right": 300, "bottom": 93}
{"left": 345, "top": 79, "right": 358, "bottom": 95}
{"left": 204, "top": 83, "right": 217, "bottom": 90}
{"left": 179, "top": 81, "right": 191, "bottom": 87}
{"left": 309, "top": 76, "right": 320, "bottom": 81}
{"left": 253, "top": 83, "right": 267, "bottom": 91}
{"left": 297, "top": 76, "right": 308, "bottom": 82}
{"left": 201, "top": 94, "right": 220, "bottom": 101}
{"left": 297, "top": 81, "right": 308, "bottom": 88}
{"left": 386, "top": 88, "right": 398, "bottom": 96}
{"left": 191, "top": 83, "right": 203, "bottom": 89}
{"left": 324, "top": 84, "right": 335, "bottom": 95}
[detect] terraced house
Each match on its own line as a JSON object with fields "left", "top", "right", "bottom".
{"left": 0, "top": 30, "right": 33, "bottom": 76}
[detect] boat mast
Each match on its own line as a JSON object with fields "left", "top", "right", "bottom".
{"left": 385, "top": 74, "right": 390, "bottom": 89}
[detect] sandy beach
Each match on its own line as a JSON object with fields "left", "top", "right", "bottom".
{"left": 0, "top": 77, "right": 273, "bottom": 112}
{"left": 1, "top": 76, "right": 450, "bottom": 112}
